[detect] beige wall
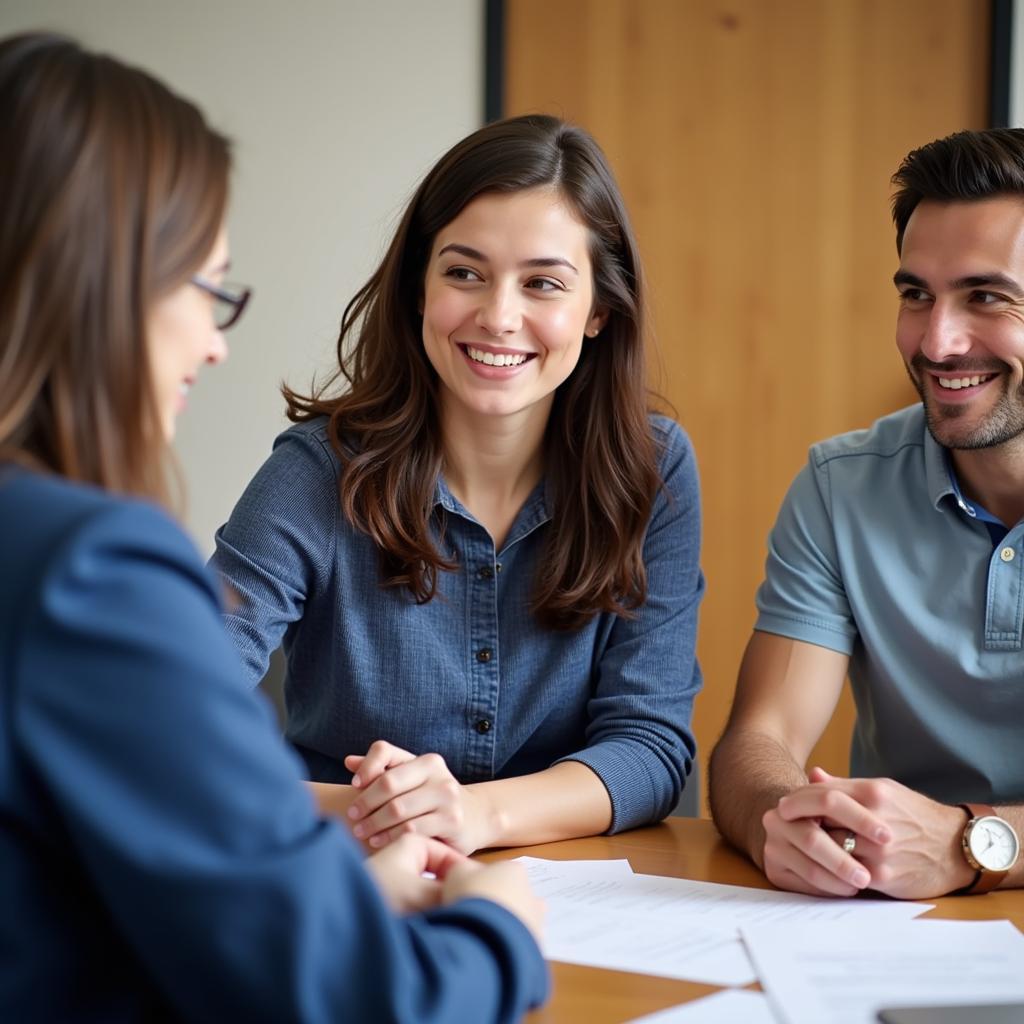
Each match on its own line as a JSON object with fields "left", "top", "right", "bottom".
{"left": 0, "top": 0, "right": 483, "bottom": 553}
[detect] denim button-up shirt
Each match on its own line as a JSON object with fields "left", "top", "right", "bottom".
{"left": 210, "top": 415, "right": 703, "bottom": 831}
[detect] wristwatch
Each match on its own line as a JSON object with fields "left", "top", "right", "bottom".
{"left": 958, "top": 803, "right": 1020, "bottom": 894}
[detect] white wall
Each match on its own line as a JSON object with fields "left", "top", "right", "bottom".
{"left": 0, "top": 0, "right": 483, "bottom": 553}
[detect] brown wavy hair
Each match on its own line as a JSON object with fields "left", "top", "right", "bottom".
{"left": 0, "top": 32, "right": 230, "bottom": 505}
{"left": 285, "top": 114, "right": 661, "bottom": 631}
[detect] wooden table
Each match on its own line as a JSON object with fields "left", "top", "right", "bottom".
{"left": 483, "top": 817, "right": 1024, "bottom": 1024}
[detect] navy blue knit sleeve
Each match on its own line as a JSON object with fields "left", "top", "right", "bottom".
{"left": 14, "top": 497, "right": 548, "bottom": 1022}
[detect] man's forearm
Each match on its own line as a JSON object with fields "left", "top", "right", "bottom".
{"left": 709, "top": 728, "right": 808, "bottom": 868}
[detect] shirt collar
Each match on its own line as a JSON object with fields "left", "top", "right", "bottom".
{"left": 433, "top": 474, "right": 459, "bottom": 514}
{"left": 927, "top": 423, "right": 1008, "bottom": 542}
{"left": 432, "top": 473, "right": 552, "bottom": 539}
{"left": 923, "top": 423, "right": 956, "bottom": 512}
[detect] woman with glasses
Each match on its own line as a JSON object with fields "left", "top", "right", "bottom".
{"left": 191, "top": 275, "right": 252, "bottom": 330}
{"left": 0, "top": 32, "right": 546, "bottom": 1022}
{"left": 211, "top": 115, "right": 703, "bottom": 855}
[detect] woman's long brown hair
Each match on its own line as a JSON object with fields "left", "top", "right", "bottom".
{"left": 285, "top": 115, "right": 662, "bottom": 631}
{"left": 0, "top": 33, "right": 230, "bottom": 506}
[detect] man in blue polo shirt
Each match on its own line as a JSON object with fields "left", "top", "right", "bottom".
{"left": 710, "top": 128, "right": 1024, "bottom": 901}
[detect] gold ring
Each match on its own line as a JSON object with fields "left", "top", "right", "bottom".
{"left": 842, "top": 831, "right": 857, "bottom": 855}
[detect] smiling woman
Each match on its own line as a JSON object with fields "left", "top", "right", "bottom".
{"left": 210, "top": 115, "right": 704, "bottom": 856}
{"left": 423, "top": 189, "right": 604, "bottom": 428}
{"left": 421, "top": 187, "right": 607, "bottom": 544}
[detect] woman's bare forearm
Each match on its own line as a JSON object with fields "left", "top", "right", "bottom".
{"left": 468, "top": 761, "right": 613, "bottom": 849}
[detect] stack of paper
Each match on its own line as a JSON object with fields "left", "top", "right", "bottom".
{"left": 742, "top": 919, "right": 1024, "bottom": 1024}
{"left": 515, "top": 857, "right": 1024, "bottom": 1024}
{"left": 518, "top": 856, "right": 932, "bottom": 988}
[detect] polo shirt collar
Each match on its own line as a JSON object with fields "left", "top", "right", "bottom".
{"left": 923, "top": 422, "right": 955, "bottom": 512}
{"left": 923, "top": 417, "right": 1008, "bottom": 542}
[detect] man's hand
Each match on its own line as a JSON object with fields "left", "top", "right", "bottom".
{"left": 762, "top": 768, "right": 889, "bottom": 897}
{"left": 763, "top": 766, "right": 974, "bottom": 899}
{"left": 364, "top": 833, "right": 472, "bottom": 914}
{"left": 345, "top": 740, "right": 493, "bottom": 855}
{"left": 803, "top": 768, "right": 973, "bottom": 898}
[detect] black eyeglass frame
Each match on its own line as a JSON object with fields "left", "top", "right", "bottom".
{"left": 190, "top": 274, "right": 252, "bottom": 330}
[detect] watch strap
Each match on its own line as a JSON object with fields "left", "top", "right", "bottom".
{"left": 958, "top": 802, "right": 1007, "bottom": 895}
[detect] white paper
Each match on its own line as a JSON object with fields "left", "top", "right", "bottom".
{"left": 514, "top": 858, "right": 932, "bottom": 987}
{"left": 627, "top": 989, "right": 778, "bottom": 1023}
{"left": 545, "top": 902, "right": 757, "bottom": 986}
{"left": 517, "top": 855, "right": 635, "bottom": 884}
{"left": 520, "top": 864, "right": 929, "bottom": 937}
{"left": 742, "top": 919, "right": 1024, "bottom": 1024}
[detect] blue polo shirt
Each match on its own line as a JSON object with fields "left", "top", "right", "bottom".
{"left": 755, "top": 403, "right": 1024, "bottom": 805}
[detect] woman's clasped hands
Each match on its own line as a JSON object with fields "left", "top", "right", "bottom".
{"left": 346, "top": 740, "right": 496, "bottom": 855}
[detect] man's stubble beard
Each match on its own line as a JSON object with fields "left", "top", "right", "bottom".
{"left": 906, "top": 356, "right": 1024, "bottom": 451}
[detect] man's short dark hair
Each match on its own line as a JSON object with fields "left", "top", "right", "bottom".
{"left": 892, "top": 127, "right": 1024, "bottom": 251}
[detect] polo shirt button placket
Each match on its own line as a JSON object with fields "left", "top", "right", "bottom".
{"left": 985, "top": 532, "right": 1024, "bottom": 649}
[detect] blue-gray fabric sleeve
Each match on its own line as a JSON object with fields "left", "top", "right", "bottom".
{"left": 209, "top": 426, "right": 340, "bottom": 685}
{"left": 557, "top": 419, "right": 704, "bottom": 831}
{"left": 16, "top": 502, "right": 548, "bottom": 1023}
{"left": 754, "top": 456, "right": 858, "bottom": 655}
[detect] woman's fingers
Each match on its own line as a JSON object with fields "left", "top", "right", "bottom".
{"left": 345, "top": 740, "right": 416, "bottom": 788}
{"left": 345, "top": 751, "right": 469, "bottom": 842}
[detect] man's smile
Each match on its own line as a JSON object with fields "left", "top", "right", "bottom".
{"left": 936, "top": 373, "right": 995, "bottom": 390}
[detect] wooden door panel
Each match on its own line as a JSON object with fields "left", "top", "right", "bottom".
{"left": 505, "top": 0, "right": 989, "bottom": 809}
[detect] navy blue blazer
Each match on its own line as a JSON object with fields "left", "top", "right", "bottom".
{"left": 0, "top": 467, "right": 547, "bottom": 1022}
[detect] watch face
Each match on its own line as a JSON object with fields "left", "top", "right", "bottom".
{"left": 968, "top": 817, "right": 1021, "bottom": 871}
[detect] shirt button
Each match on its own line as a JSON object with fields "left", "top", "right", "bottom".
{"left": 476, "top": 648, "right": 493, "bottom": 663}
{"left": 1001, "top": 546, "right": 1016, "bottom": 562}
{"left": 474, "top": 718, "right": 492, "bottom": 734}
{"left": 478, "top": 565, "right": 494, "bottom": 579}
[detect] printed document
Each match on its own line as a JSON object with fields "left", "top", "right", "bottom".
{"left": 515, "top": 858, "right": 931, "bottom": 987}
{"left": 742, "top": 919, "right": 1024, "bottom": 1024}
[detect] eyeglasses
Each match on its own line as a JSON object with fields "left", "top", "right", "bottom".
{"left": 190, "top": 275, "right": 252, "bottom": 330}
